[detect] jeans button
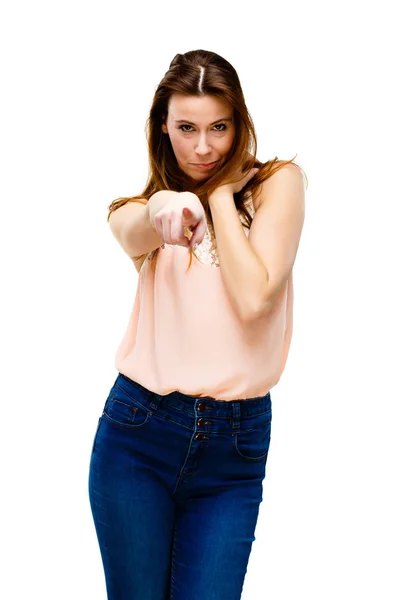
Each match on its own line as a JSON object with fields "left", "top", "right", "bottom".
{"left": 198, "top": 418, "right": 207, "bottom": 427}
{"left": 195, "top": 432, "right": 205, "bottom": 440}
{"left": 197, "top": 402, "right": 205, "bottom": 412}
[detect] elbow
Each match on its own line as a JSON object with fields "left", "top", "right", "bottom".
{"left": 238, "top": 297, "right": 272, "bottom": 323}
{"left": 242, "top": 280, "right": 289, "bottom": 322}
{"left": 238, "top": 278, "right": 272, "bottom": 322}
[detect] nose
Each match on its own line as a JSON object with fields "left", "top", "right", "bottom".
{"left": 195, "top": 133, "right": 212, "bottom": 157}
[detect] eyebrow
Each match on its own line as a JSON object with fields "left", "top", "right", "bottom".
{"left": 174, "top": 117, "right": 233, "bottom": 125}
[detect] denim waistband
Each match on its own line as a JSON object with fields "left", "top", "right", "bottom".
{"left": 116, "top": 372, "right": 272, "bottom": 420}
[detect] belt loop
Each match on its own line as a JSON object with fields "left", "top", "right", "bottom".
{"left": 232, "top": 401, "right": 241, "bottom": 430}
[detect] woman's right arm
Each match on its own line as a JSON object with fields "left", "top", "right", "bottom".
{"left": 108, "top": 191, "right": 178, "bottom": 260}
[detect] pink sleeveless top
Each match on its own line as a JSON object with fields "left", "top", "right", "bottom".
{"left": 114, "top": 193, "right": 294, "bottom": 400}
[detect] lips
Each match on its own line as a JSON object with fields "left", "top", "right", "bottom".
{"left": 191, "top": 160, "right": 219, "bottom": 170}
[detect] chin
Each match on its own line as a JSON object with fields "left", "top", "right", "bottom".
{"left": 182, "top": 169, "right": 208, "bottom": 183}
{"left": 192, "top": 172, "right": 210, "bottom": 180}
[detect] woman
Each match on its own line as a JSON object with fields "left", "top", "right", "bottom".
{"left": 88, "top": 49, "right": 306, "bottom": 600}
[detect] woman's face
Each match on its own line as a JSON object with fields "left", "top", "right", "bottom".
{"left": 161, "top": 93, "right": 235, "bottom": 181}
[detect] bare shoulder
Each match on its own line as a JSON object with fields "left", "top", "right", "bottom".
{"left": 252, "top": 163, "right": 305, "bottom": 212}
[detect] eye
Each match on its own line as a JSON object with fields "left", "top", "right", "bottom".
{"left": 178, "top": 123, "right": 228, "bottom": 133}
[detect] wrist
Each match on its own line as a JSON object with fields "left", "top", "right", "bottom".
{"left": 208, "top": 188, "right": 233, "bottom": 205}
{"left": 145, "top": 200, "right": 157, "bottom": 232}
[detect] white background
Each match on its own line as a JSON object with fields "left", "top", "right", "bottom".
{"left": 1, "top": 0, "right": 399, "bottom": 598}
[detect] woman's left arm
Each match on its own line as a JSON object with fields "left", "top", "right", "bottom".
{"left": 208, "top": 164, "right": 305, "bottom": 322}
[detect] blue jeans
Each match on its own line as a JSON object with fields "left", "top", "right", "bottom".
{"left": 88, "top": 372, "right": 272, "bottom": 600}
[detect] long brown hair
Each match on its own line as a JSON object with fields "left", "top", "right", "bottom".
{"left": 107, "top": 49, "right": 308, "bottom": 270}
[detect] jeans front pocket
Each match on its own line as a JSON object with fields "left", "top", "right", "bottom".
{"left": 103, "top": 382, "right": 152, "bottom": 429}
{"left": 233, "top": 416, "right": 272, "bottom": 462}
